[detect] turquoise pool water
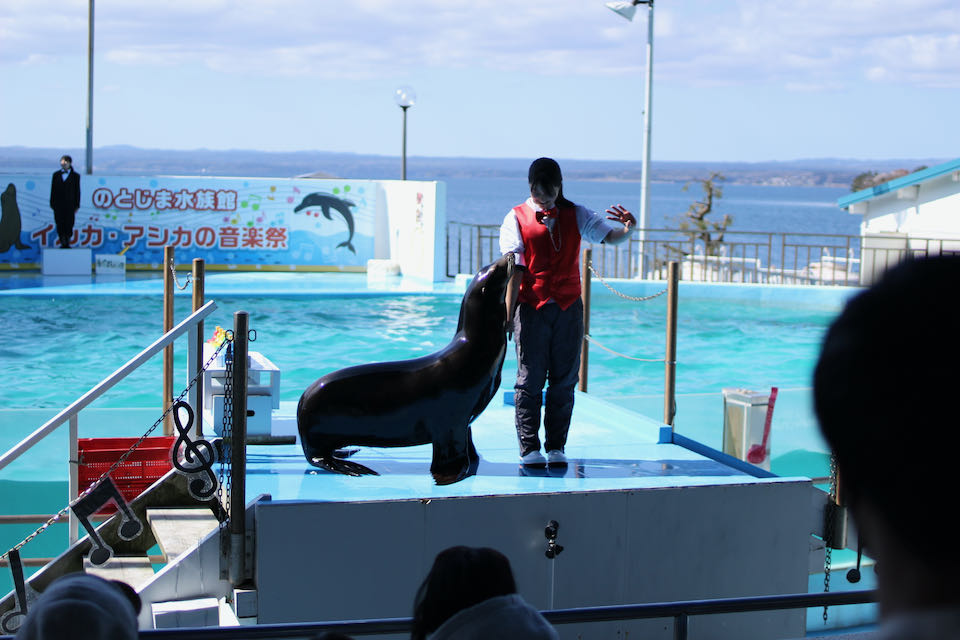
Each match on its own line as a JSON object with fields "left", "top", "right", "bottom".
{"left": 0, "top": 273, "right": 855, "bottom": 478}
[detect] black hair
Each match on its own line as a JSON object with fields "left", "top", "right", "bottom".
{"left": 411, "top": 546, "right": 517, "bottom": 640}
{"left": 60, "top": 154, "right": 73, "bottom": 163}
{"left": 528, "top": 157, "right": 574, "bottom": 208}
{"left": 813, "top": 254, "right": 960, "bottom": 567}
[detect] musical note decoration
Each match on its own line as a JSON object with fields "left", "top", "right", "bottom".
{"left": 0, "top": 549, "right": 30, "bottom": 633}
{"left": 171, "top": 401, "right": 219, "bottom": 501}
{"left": 71, "top": 476, "right": 144, "bottom": 566}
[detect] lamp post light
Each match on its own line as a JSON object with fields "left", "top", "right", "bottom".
{"left": 606, "top": 0, "right": 653, "bottom": 277}
{"left": 394, "top": 86, "right": 416, "bottom": 180}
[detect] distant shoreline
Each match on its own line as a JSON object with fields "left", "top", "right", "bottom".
{"left": 0, "top": 145, "right": 946, "bottom": 189}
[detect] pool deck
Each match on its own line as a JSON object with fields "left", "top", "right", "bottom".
{"left": 0, "top": 271, "right": 464, "bottom": 296}
{"left": 235, "top": 389, "right": 783, "bottom": 505}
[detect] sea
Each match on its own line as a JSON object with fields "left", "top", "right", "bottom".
{"left": 442, "top": 176, "right": 859, "bottom": 237}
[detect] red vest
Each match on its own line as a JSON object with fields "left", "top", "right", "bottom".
{"left": 514, "top": 203, "right": 582, "bottom": 310}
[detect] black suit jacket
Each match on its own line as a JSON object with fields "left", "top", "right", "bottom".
{"left": 50, "top": 169, "right": 81, "bottom": 213}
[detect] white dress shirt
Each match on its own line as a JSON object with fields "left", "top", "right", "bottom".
{"left": 498, "top": 197, "right": 617, "bottom": 268}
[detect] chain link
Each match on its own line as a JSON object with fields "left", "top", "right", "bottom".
{"left": 582, "top": 261, "right": 668, "bottom": 363}
{"left": 1, "top": 337, "right": 229, "bottom": 563}
{"left": 169, "top": 257, "right": 192, "bottom": 290}
{"left": 583, "top": 334, "right": 665, "bottom": 363}
{"left": 219, "top": 333, "right": 234, "bottom": 541}
{"left": 823, "top": 453, "right": 839, "bottom": 622}
{"left": 588, "top": 262, "right": 667, "bottom": 302}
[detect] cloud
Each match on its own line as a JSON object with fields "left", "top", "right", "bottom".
{"left": 652, "top": 0, "right": 960, "bottom": 90}
{"left": 861, "top": 33, "right": 960, "bottom": 87}
{"left": 3, "top": 0, "right": 959, "bottom": 88}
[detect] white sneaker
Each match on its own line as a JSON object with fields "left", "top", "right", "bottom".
{"left": 520, "top": 450, "right": 547, "bottom": 466}
{"left": 546, "top": 450, "right": 567, "bottom": 465}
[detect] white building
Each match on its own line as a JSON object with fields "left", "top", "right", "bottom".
{"left": 837, "top": 158, "right": 960, "bottom": 282}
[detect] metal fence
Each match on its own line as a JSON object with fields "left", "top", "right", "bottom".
{"left": 446, "top": 222, "right": 960, "bottom": 286}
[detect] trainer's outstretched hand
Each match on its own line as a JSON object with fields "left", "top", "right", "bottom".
{"left": 606, "top": 204, "right": 636, "bottom": 228}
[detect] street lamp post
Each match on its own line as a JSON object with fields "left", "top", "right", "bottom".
{"left": 606, "top": 0, "right": 653, "bottom": 277}
{"left": 85, "top": 0, "right": 94, "bottom": 175}
{"left": 394, "top": 86, "right": 416, "bottom": 180}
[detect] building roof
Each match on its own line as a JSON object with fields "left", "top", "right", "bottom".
{"left": 837, "top": 157, "right": 960, "bottom": 209}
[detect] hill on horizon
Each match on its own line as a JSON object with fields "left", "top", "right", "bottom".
{"left": 0, "top": 145, "right": 948, "bottom": 189}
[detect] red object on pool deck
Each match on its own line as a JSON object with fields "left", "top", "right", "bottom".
{"left": 77, "top": 437, "right": 176, "bottom": 514}
{"left": 747, "top": 387, "right": 779, "bottom": 465}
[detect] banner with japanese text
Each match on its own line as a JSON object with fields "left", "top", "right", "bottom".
{"left": 0, "top": 175, "right": 376, "bottom": 269}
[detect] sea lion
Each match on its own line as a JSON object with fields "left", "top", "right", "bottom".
{"left": 297, "top": 253, "right": 515, "bottom": 485}
{"left": 293, "top": 192, "right": 357, "bottom": 254}
{"left": 0, "top": 184, "right": 30, "bottom": 253}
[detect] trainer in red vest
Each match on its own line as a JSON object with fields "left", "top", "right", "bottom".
{"left": 513, "top": 202, "right": 582, "bottom": 310}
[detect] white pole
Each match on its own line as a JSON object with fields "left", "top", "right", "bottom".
{"left": 637, "top": 1, "right": 654, "bottom": 278}
{"left": 401, "top": 106, "right": 409, "bottom": 180}
{"left": 85, "top": 0, "right": 94, "bottom": 175}
{"left": 69, "top": 415, "right": 79, "bottom": 544}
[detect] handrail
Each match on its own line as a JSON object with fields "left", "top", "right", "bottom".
{"left": 2, "top": 589, "right": 869, "bottom": 639}
{"left": 446, "top": 221, "right": 960, "bottom": 283}
{"left": 0, "top": 300, "right": 217, "bottom": 473}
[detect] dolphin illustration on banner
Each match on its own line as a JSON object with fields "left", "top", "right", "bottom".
{"left": 293, "top": 192, "right": 356, "bottom": 254}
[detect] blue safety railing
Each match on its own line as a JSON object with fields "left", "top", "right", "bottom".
{"left": 0, "top": 588, "right": 875, "bottom": 639}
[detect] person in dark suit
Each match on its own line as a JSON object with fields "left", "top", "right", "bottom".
{"left": 49, "top": 154, "right": 81, "bottom": 248}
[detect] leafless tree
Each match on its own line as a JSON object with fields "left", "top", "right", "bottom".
{"left": 677, "top": 172, "right": 731, "bottom": 256}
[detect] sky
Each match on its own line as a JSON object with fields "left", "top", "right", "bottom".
{"left": 1, "top": 0, "right": 959, "bottom": 164}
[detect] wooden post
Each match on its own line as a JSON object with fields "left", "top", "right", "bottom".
{"left": 163, "top": 246, "right": 174, "bottom": 435}
{"left": 663, "top": 261, "right": 679, "bottom": 427}
{"left": 230, "top": 311, "right": 249, "bottom": 586}
{"left": 578, "top": 248, "right": 592, "bottom": 393}
{"left": 192, "top": 258, "right": 205, "bottom": 435}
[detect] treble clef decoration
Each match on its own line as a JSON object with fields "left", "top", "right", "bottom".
{"left": 171, "top": 400, "right": 218, "bottom": 500}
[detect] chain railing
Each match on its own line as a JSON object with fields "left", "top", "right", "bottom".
{"left": 446, "top": 222, "right": 960, "bottom": 285}
{"left": 0, "top": 301, "right": 219, "bottom": 543}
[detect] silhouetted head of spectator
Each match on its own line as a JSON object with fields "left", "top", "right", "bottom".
{"left": 814, "top": 255, "right": 960, "bottom": 610}
{"left": 411, "top": 546, "right": 517, "bottom": 639}
{"left": 15, "top": 573, "right": 140, "bottom": 640}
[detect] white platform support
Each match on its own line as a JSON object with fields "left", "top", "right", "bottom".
{"left": 151, "top": 597, "right": 220, "bottom": 629}
{"left": 41, "top": 248, "right": 92, "bottom": 275}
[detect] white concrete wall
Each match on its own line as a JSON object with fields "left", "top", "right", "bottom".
{"left": 376, "top": 180, "right": 447, "bottom": 282}
{"left": 255, "top": 480, "right": 814, "bottom": 639}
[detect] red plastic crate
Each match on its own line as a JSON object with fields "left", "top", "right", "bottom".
{"left": 77, "top": 436, "right": 176, "bottom": 514}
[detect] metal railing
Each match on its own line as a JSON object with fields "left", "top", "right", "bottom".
{"left": 0, "top": 588, "right": 874, "bottom": 639}
{"left": 0, "top": 301, "right": 218, "bottom": 544}
{"left": 447, "top": 222, "right": 960, "bottom": 286}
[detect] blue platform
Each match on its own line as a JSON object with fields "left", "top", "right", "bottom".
{"left": 241, "top": 390, "right": 785, "bottom": 506}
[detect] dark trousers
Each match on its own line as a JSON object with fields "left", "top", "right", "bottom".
{"left": 513, "top": 298, "right": 583, "bottom": 456}
{"left": 53, "top": 208, "right": 75, "bottom": 248}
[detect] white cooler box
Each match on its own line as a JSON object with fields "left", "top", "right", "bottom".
{"left": 201, "top": 348, "right": 280, "bottom": 438}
